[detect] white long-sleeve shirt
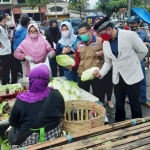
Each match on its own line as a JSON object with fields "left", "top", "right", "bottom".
{"left": 0, "top": 25, "right": 11, "bottom": 55}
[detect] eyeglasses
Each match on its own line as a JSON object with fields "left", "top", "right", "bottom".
{"left": 29, "top": 31, "right": 38, "bottom": 34}
{"left": 78, "top": 30, "right": 89, "bottom": 35}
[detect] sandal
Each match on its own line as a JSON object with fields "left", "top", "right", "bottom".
{"left": 107, "top": 101, "right": 114, "bottom": 109}
{"left": 125, "top": 98, "right": 130, "bottom": 104}
{"left": 141, "top": 102, "right": 150, "bottom": 108}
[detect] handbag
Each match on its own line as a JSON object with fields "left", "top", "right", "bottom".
{"left": 8, "top": 94, "right": 51, "bottom": 145}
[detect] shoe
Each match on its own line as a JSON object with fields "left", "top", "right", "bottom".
{"left": 125, "top": 98, "right": 130, "bottom": 104}
{"left": 107, "top": 101, "right": 114, "bottom": 109}
{"left": 141, "top": 102, "right": 150, "bottom": 108}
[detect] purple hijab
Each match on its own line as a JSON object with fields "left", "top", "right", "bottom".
{"left": 17, "top": 64, "right": 53, "bottom": 103}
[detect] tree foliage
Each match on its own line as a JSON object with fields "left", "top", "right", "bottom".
{"left": 25, "top": 0, "right": 49, "bottom": 8}
{"left": 68, "top": 0, "right": 90, "bottom": 11}
{"left": 96, "top": 0, "right": 147, "bottom": 17}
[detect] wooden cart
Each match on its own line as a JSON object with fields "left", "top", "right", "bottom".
{"left": 22, "top": 117, "right": 150, "bottom": 150}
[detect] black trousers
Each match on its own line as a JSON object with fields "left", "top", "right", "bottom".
{"left": 114, "top": 75, "right": 142, "bottom": 122}
{"left": 0, "top": 54, "right": 11, "bottom": 85}
{"left": 99, "top": 68, "right": 113, "bottom": 102}
{"left": 79, "top": 78, "right": 105, "bottom": 102}
{"left": 10, "top": 54, "right": 18, "bottom": 84}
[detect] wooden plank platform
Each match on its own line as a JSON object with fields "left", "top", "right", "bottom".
{"left": 22, "top": 117, "right": 150, "bottom": 150}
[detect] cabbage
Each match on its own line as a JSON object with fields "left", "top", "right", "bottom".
{"left": 63, "top": 81, "right": 71, "bottom": 92}
{"left": 56, "top": 55, "right": 75, "bottom": 67}
{"left": 81, "top": 67, "right": 99, "bottom": 81}
{"left": 59, "top": 89, "right": 70, "bottom": 101}
{"left": 48, "top": 82, "right": 53, "bottom": 87}
{"left": 52, "top": 80, "right": 62, "bottom": 89}
{"left": 1, "top": 140, "right": 11, "bottom": 150}
{"left": 75, "top": 88, "right": 80, "bottom": 98}
{"left": 70, "top": 93, "right": 77, "bottom": 100}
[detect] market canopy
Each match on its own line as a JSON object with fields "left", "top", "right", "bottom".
{"left": 132, "top": 7, "right": 150, "bottom": 24}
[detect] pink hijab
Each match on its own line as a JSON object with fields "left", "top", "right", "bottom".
{"left": 18, "top": 24, "right": 50, "bottom": 62}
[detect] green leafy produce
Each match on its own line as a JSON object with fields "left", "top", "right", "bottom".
{"left": 0, "top": 84, "right": 21, "bottom": 92}
{"left": 59, "top": 89, "right": 70, "bottom": 101}
{"left": 52, "top": 80, "right": 62, "bottom": 89}
{"left": 81, "top": 67, "right": 99, "bottom": 82}
{"left": 48, "top": 78, "right": 81, "bottom": 101}
{"left": 56, "top": 55, "right": 75, "bottom": 67}
{"left": 0, "top": 137, "right": 4, "bottom": 145}
{"left": 69, "top": 93, "right": 77, "bottom": 100}
{"left": 63, "top": 81, "right": 71, "bottom": 92}
{"left": 0, "top": 102, "right": 7, "bottom": 114}
{"left": 1, "top": 140, "right": 11, "bottom": 150}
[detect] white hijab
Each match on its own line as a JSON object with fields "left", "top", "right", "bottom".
{"left": 58, "top": 21, "right": 77, "bottom": 50}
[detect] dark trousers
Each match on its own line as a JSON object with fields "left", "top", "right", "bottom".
{"left": 114, "top": 75, "right": 142, "bottom": 122}
{"left": 10, "top": 54, "right": 18, "bottom": 84}
{"left": 50, "top": 58, "right": 64, "bottom": 77}
{"left": 16, "top": 59, "right": 23, "bottom": 76}
{"left": 0, "top": 54, "right": 11, "bottom": 85}
{"left": 98, "top": 68, "right": 113, "bottom": 103}
{"left": 79, "top": 78, "right": 104, "bottom": 102}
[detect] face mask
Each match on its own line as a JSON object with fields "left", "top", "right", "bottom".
{"left": 100, "top": 29, "right": 112, "bottom": 41}
{"left": 80, "top": 34, "right": 90, "bottom": 42}
{"left": 61, "top": 31, "right": 69, "bottom": 38}
{"left": 30, "top": 34, "right": 38, "bottom": 38}
{"left": 130, "top": 26, "right": 138, "bottom": 31}
{"left": 6, "top": 21, "right": 10, "bottom": 26}
{"left": 50, "top": 26, "right": 58, "bottom": 31}
{"left": 10, "top": 27, "right": 15, "bottom": 30}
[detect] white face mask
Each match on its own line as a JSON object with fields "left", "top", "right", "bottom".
{"left": 61, "top": 30, "right": 69, "bottom": 38}
{"left": 30, "top": 34, "right": 37, "bottom": 38}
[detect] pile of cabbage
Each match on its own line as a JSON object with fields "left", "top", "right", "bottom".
{"left": 0, "top": 84, "right": 21, "bottom": 92}
{"left": 48, "top": 78, "right": 80, "bottom": 101}
{"left": 56, "top": 55, "right": 75, "bottom": 67}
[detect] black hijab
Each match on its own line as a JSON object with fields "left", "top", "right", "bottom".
{"left": 48, "top": 19, "right": 61, "bottom": 44}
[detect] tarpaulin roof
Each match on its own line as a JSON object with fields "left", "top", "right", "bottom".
{"left": 132, "top": 7, "right": 150, "bottom": 24}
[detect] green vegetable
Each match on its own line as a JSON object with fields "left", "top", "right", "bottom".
{"left": 69, "top": 93, "right": 77, "bottom": 100}
{"left": 56, "top": 55, "right": 75, "bottom": 67}
{"left": 0, "top": 84, "right": 21, "bottom": 92}
{"left": 0, "top": 102, "right": 7, "bottom": 114}
{"left": 59, "top": 89, "right": 70, "bottom": 101}
{"left": 63, "top": 81, "right": 71, "bottom": 92}
{"left": 0, "top": 137, "right": 4, "bottom": 145}
{"left": 1, "top": 140, "right": 11, "bottom": 150}
{"left": 52, "top": 80, "right": 62, "bottom": 89}
{"left": 81, "top": 67, "right": 99, "bottom": 82}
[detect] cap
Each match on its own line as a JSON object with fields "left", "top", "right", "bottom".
{"left": 129, "top": 16, "right": 140, "bottom": 23}
{"left": 94, "top": 17, "right": 111, "bottom": 32}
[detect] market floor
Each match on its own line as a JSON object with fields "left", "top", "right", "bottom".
{"left": 106, "top": 69, "right": 150, "bottom": 123}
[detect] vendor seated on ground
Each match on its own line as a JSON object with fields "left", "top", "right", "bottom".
{"left": 9, "top": 64, "right": 65, "bottom": 148}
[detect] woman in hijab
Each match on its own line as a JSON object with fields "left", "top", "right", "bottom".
{"left": 46, "top": 19, "right": 63, "bottom": 77}
{"left": 9, "top": 64, "right": 65, "bottom": 148}
{"left": 56, "top": 21, "right": 80, "bottom": 82}
{"left": 14, "top": 24, "right": 55, "bottom": 76}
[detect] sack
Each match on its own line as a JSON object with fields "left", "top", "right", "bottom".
{"left": 8, "top": 128, "right": 33, "bottom": 145}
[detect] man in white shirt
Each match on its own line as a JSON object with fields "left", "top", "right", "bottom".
{"left": 93, "top": 17, "right": 148, "bottom": 122}
{"left": 0, "top": 12, "right": 11, "bottom": 85}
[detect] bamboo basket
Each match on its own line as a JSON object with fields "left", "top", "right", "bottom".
{"left": 62, "top": 100, "right": 106, "bottom": 133}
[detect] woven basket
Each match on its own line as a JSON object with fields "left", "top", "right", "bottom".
{"left": 62, "top": 100, "right": 106, "bottom": 133}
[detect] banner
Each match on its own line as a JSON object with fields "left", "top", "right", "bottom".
{"left": 21, "top": 7, "right": 39, "bottom": 13}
